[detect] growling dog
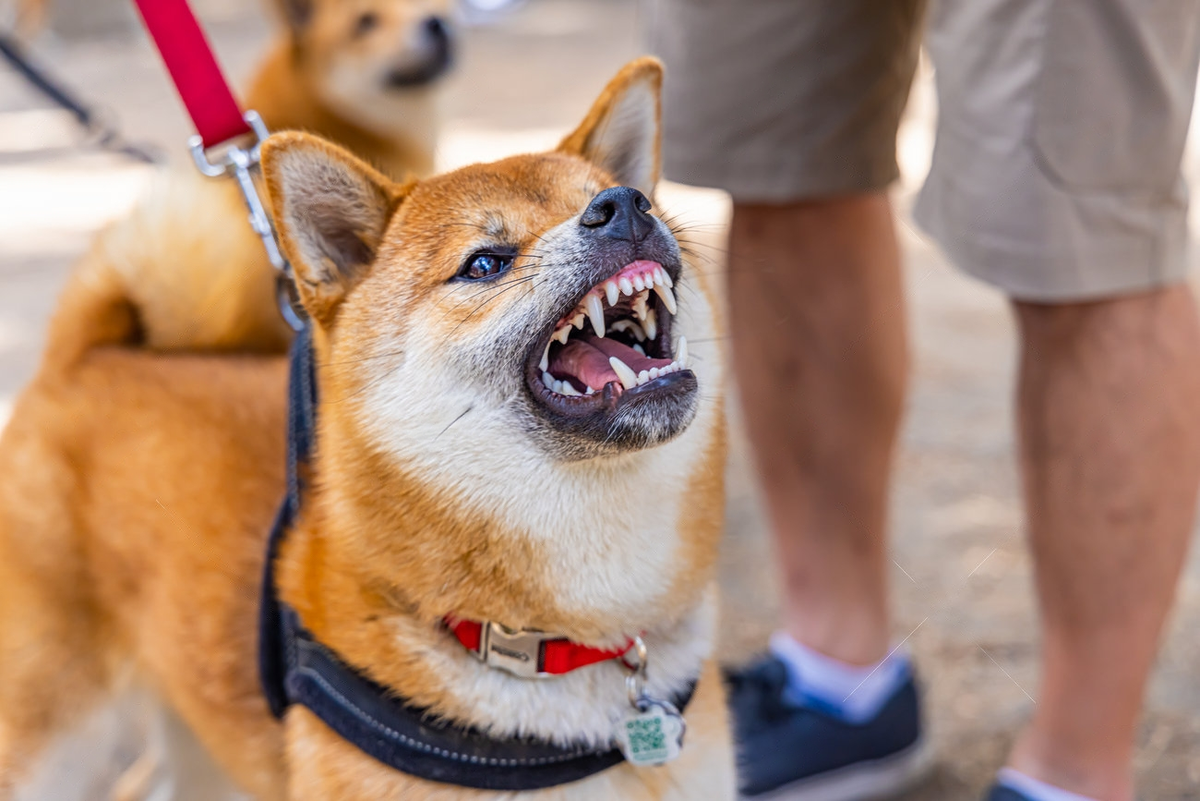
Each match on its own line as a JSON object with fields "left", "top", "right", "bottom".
{"left": 0, "top": 58, "right": 733, "bottom": 799}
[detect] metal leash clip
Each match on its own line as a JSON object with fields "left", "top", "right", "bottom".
{"left": 188, "top": 110, "right": 305, "bottom": 332}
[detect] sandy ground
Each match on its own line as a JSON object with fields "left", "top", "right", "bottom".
{"left": 1, "top": 1, "right": 1199, "bottom": 798}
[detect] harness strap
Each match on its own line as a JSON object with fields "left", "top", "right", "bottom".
{"left": 129, "top": 0, "right": 250, "bottom": 148}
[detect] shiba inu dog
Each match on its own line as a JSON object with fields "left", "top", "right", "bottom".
{"left": 0, "top": 58, "right": 734, "bottom": 799}
{"left": 247, "top": 0, "right": 454, "bottom": 179}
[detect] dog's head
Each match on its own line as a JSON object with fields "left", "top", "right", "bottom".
{"left": 264, "top": 58, "right": 724, "bottom": 631}
{"left": 275, "top": 0, "right": 454, "bottom": 119}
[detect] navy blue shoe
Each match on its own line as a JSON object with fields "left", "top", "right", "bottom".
{"left": 726, "top": 655, "right": 932, "bottom": 800}
{"left": 984, "top": 786, "right": 1034, "bottom": 801}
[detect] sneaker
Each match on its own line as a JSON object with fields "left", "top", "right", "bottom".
{"left": 726, "top": 655, "right": 932, "bottom": 800}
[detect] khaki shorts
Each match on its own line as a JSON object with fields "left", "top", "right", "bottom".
{"left": 649, "top": 0, "right": 1200, "bottom": 301}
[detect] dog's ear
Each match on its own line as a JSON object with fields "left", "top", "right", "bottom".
{"left": 274, "top": 0, "right": 313, "bottom": 33}
{"left": 263, "top": 132, "right": 405, "bottom": 326}
{"left": 558, "top": 57, "right": 663, "bottom": 198}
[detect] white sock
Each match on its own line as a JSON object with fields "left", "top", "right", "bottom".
{"left": 996, "top": 769, "right": 1099, "bottom": 801}
{"left": 768, "top": 631, "right": 911, "bottom": 724}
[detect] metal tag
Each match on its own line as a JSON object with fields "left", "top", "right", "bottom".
{"left": 616, "top": 696, "right": 685, "bottom": 767}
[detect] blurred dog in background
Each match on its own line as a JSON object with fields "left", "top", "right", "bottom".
{"left": 8, "top": 0, "right": 454, "bottom": 180}
{"left": 248, "top": 0, "right": 454, "bottom": 179}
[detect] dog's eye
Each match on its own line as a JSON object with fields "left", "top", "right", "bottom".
{"left": 458, "top": 252, "right": 514, "bottom": 281}
{"left": 354, "top": 12, "right": 379, "bottom": 37}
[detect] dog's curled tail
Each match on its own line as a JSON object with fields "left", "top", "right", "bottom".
{"left": 45, "top": 171, "right": 293, "bottom": 371}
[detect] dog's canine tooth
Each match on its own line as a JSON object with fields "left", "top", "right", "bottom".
{"left": 540, "top": 341, "right": 552, "bottom": 372}
{"left": 644, "top": 307, "right": 658, "bottom": 340}
{"left": 676, "top": 335, "right": 688, "bottom": 366}
{"left": 653, "top": 283, "right": 678, "bottom": 315}
{"left": 560, "top": 382, "right": 581, "bottom": 396}
{"left": 619, "top": 276, "right": 634, "bottom": 297}
{"left": 604, "top": 281, "right": 620, "bottom": 307}
{"left": 585, "top": 294, "right": 606, "bottom": 337}
{"left": 608, "top": 356, "right": 638, "bottom": 390}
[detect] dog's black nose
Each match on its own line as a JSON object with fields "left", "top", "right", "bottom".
{"left": 424, "top": 16, "right": 450, "bottom": 43}
{"left": 580, "top": 186, "right": 654, "bottom": 243}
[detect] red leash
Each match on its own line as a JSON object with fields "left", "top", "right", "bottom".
{"left": 129, "top": 0, "right": 303, "bottom": 331}
{"left": 129, "top": 0, "right": 249, "bottom": 148}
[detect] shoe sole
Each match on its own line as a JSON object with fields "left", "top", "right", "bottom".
{"left": 739, "top": 737, "right": 935, "bottom": 801}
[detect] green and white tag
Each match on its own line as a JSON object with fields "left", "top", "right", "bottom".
{"left": 616, "top": 698, "right": 685, "bottom": 767}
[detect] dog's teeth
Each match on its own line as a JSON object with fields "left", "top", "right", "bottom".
{"left": 632, "top": 293, "right": 649, "bottom": 322}
{"left": 542, "top": 371, "right": 556, "bottom": 389}
{"left": 553, "top": 326, "right": 571, "bottom": 346}
{"left": 676, "top": 335, "right": 688, "bottom": 366}
{"left": 661, "top": 270, "right": 674, "bottom": 288}
{"left": 609, "top": 356, "right": 639, "bottom": 390}
{"left": 653, "top": 267, "right": 665, "bottom": 286}
{"left": 649, "top": 367, "right": 661, "bottom": 380}
{"left": 560, "top": 382, "right": 580, "bottom": 396}
{"left": 540, "top": 341, "right": 551, "bottom": 372}
{"left": 605, "top": 281, "right": 620, "bottom": 306}
{"left": 644, "top": 307, "right": 658, "bottom": 340}
{"left": 585, "top": 294, "right": 606, "bottom": 337}
{"left": 611, "top": 319, "right": 646, "bottom": 341}
{"left": 572, "top": 312, "right": 586, "bottom": 330}
{"left": 633, "top": 343, "right": 646, "bottom": 356}
{"left": 652, "top": 283, "right": 678, "bottom": 315}
{"left": 619, "top": 277, "right": 634, "bottom": 297}
{"left": 637, "top": 370, "right": 650, "bottom": 385}
{"left": 633, "top": 274, "right": 646, "bottom": 292}
{"left": 585, "top": 385, "right": 596, "bottom": 395}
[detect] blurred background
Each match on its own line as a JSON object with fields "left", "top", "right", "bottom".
{"left": 1, "top": 0, "right": 1199, "bottom": 798}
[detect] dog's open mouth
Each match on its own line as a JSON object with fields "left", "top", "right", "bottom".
{"left": 525, "top": 259, "right": 695, "bottom": 422}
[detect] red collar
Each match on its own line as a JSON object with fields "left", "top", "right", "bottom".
{"left": 447, "top": 618, "right": 633, "bottom": 678}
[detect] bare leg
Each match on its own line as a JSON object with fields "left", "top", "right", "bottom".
{"left": 1009, "top": 286, "right": 1200, "bottom": 801}
{"left": 727, "top": 194, "right": 907, "bottom": 665}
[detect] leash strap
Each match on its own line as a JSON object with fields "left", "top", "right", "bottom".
{"left": 258, "top": 328, "right": 697, "bottom": 790}
{"left": 129, "top": 0, "right": 250, "bottom": 148}
{"left": 0, "top": 31, "right": 160, "bottom": 164}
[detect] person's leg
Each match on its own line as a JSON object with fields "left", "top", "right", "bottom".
{"left": 651, "top": 0, "right": 927, "bottom": 795}
{"left": 727, "top": 194, "right": 906, "bottom": 666}
{"left": 1007, "top": 288, "right": 1200, "bottom": 801}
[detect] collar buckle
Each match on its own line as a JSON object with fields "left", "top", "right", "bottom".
{"left": 472, "top": 621, "right": 555, "bottom": 678}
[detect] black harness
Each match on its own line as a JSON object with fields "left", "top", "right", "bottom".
{"left": 257, "top": 325, "right": 695, "bottom": 791}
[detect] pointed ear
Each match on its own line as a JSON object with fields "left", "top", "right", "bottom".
{"left": 262, "top": 132, "right": 405, "bottom": 326}
{"left": 273, "top": 0, "right": 313, "bottom": 33}
{"left": 558, "top": 57, "right": 663, "bottom": 197}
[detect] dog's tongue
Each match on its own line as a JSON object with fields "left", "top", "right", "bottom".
{"left": 549, "top": 334, "right": 672, "bottom": 392}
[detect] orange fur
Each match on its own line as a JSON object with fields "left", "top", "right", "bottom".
{"left": 0, "top": 58, "right": 734, "bottom": 800}
{"left": 247, "top": 0, "right": 453, "bottom": 180}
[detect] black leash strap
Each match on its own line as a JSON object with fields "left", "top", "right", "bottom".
{"left": 0, "top": 31, "right": 160, "bottom": 163}
{"left": 257, "top": 325, "right": 696, "bottom": 791}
